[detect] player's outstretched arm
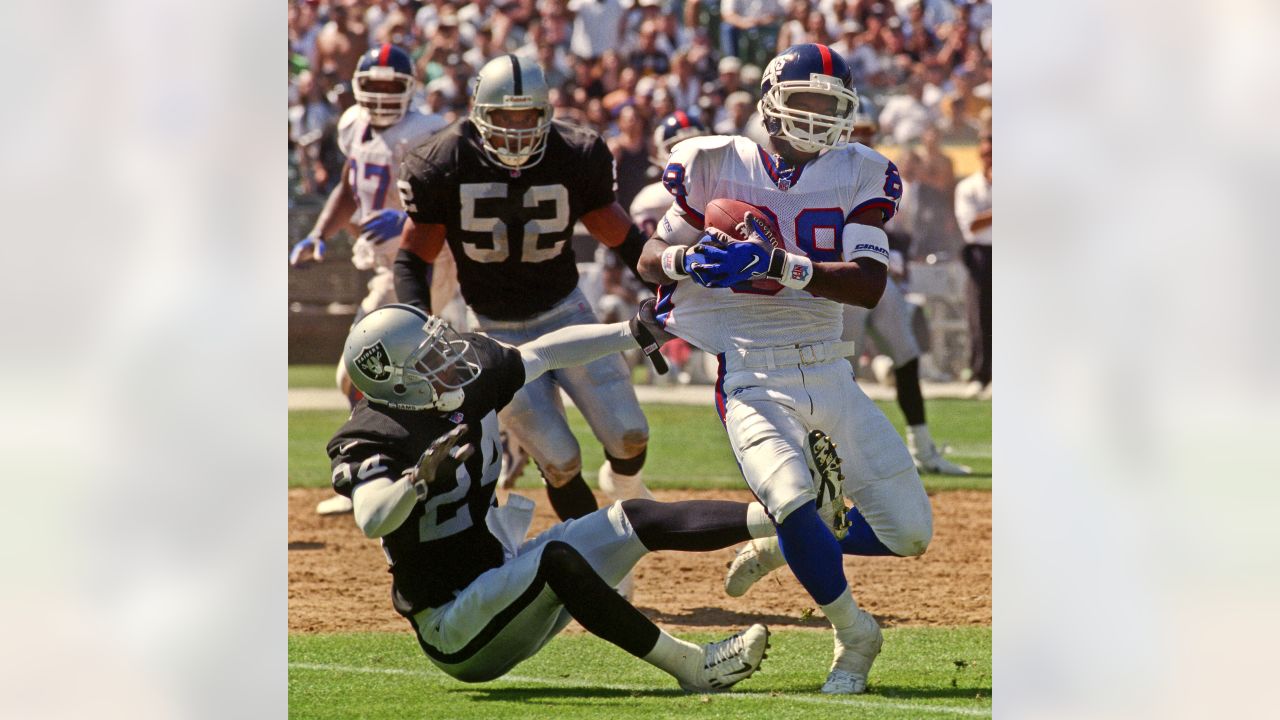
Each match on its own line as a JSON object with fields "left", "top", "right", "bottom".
{"left": 291, "top": 170, "right": 357, "bottom": 267}
{"left": 392, "top": 219, "right": 447, "bottom": 312}
{"left": 518, "top": 300, "right": 674, "bottom": 382}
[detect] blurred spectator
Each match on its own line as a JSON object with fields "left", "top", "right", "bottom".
{"left": 879, "top": 71, "right": 938, "bottom": 144}
{"left": 899, "top": 125, "right": 962, "bottom": 258}
{"left": 940, "top": 69, "right": 989, "bottom": 139}
{"left": 364, "top": 0, "right": 396, "bottom": 45}
{"left": 831, "top": 20, "right": 863, "bottom": 65}
{"left": 714, "top": 91, "right": 759, "bottom": 136}
{"left": 608, "top": 105, "right": 653, "bottom": 212}
{"left": 650, "top": 86, "right": 677, "bottom": 122}
{"left": 666, "top": 51, "right": 702, "bottom": 111}
{"left": 461, "top": 25, "right": 498, "bottom": 68}
{"left": 568, "top": 0, "right": 628, "bottom": 60}
{"left": 954, "top": 134, "right": 992, "bottom": 394}
{"left": 289, "top": 69, "right": 343, "bottom": 195}
{"left": 536, "top": 42, "right": 571, "bottom": 88}
{"left": 314, "top": 0, "right": 370, "bottom": 110}
{"left": 289, "top": 1, "right": 323, "bottom": 62}
{"left": 775, "top": 0, "right": 813, "bottom": 52}
{"left": 900, "top": 0, "right": 938, "bottom": 60}
{"left": 603, "top": 66, "right": 640, "bottom": 114}
{"left": 629, "top": 21, "right": 671, "bottom": 77}
{"left": 540, "top": 0, "right": 574, "bottom": 46}
{"left": 720, "top": 0, "right": 784, "bottom": 67}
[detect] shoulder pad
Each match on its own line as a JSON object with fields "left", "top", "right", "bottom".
{"left": 338, "top": 105, "right": 367, "bottom": 131}
{"left": 845, "top": 142, "right": 893, "bottom": 169}
{"left": 666, "top": 134, "right": 737, "bottom": 168}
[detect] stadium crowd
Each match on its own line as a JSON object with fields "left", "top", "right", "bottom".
{"left": 288, "top": 0, "right": 992, "bottom": 390}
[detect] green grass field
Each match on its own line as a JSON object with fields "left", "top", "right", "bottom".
{"left": 289, "top": 365, "right": 992, "bottom": 718}
{"left": 290, "top": 628, "right": 991, "bottom": 719}
{"left": 288, "top": 367, "right": 991, "bottom": 492}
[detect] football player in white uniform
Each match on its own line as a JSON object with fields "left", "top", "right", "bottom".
{"left": 289, "top": 44, "right": 450, "bottom": 515}
{"left": 637, "top": 44, "right": 933, "bottom": 695}
{"left": 842, "top": 113, "right": 971, "bottom": 476}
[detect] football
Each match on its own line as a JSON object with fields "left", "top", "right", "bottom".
{"left": 703, "top": 198, "right": 785, "bottom": 292}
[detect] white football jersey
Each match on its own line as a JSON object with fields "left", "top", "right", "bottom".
{"left": 654, "top": 135, "right": 901, "bottom": 354}
{"left": 337, "top": 106, "right": 448, "bottom": 270}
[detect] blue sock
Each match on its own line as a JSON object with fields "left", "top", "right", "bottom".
{"left": 776, "top": 501, "right": 848, "bottom": 606}
{"left": 838, "top": 505, "right": 896, "bottom": 556}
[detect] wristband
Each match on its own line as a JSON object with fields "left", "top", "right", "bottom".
{"left": 766, "top": 248, "right": 814, "bottom": 289}
{"left": 660, "top": 245, "right": 689, "bottom": 280}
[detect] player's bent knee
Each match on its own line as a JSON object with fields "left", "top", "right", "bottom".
{"left": 885, "top": 521, "right": 932, "bottom": 557}
{"left": 619, "top": 429, "right": 649, "bottom": 458}
{"left": 540, "top": 457, "right": 583, "bottom": 488}
{"left": 538, "top": 540, "right": 593, "bottom": 584}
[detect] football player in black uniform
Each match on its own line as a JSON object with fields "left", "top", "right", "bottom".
{"left": 328, "top": 303, "right": 773, "bottom": 691}
{"left": 392, "top": 55, "right": 656, "bottom": 529}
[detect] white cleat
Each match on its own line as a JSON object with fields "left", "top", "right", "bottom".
{"left": 679, "top": 624, "right": 770, "bottom": 693}
{"left": 315, "top": 494, "right": 354, "bottom": 515}
{"left": 913, "top": 447, "right": 972, "bottom": 476}
{"left": 724, "top": 537, "right": 787, "bottom": 597}
{"left": 822, "top": 609, "right": 883, "bottom": 694}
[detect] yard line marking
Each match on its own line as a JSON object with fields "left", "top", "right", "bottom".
{"left": 289, "top": 662, "right": 991, "bottom": 717}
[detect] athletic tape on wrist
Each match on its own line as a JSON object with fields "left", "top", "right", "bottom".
{"left": 768, "top": 248, "right": 813, "bottom": 289}
{"left": 660, "top": 245, "right": 688, "bottom": 280}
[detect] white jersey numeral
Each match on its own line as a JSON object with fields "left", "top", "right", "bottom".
{"left": 458, "top": 183, "right": 570, "bottom": 263}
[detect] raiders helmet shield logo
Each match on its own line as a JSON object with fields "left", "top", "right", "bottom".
{"left": 354, "top": 342, "right": 392, "bottom": 381}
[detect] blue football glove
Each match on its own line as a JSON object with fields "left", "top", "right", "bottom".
{"left": 683, "top": 241, "right": 735, "bottom": 287}
{"left": 360, "top": 208, "right": 408, "bottom": 244}
{"left": 710, "top": 241, "right": 773, "bottom": 286}
{"left": 289, "top": 236, "right": 326, "bottom": 267}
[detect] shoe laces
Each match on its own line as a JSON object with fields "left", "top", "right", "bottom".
{"left": 705, "top": 632, "right": 747, "bottom": 669}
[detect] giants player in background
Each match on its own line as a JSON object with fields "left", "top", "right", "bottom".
{"left": 637, "top": 44, "right": 933, "bottom": 694}
{"left": 842, "top": 113, "right": 971, "bottom": 476}
{"left": 289, "top": 44, "right": 454, "bottom": 516}
{"left": 393, "top": 56, "right": 657, "bottom": 534}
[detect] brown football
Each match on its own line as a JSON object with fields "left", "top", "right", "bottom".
{"left": 703, "top": 198, "right": 785, "bottom": 292}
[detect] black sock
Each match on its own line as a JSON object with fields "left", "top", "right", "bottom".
{"left": 605, "top": 447, "right": 647, "bottom": 476}
{"left": 539, "top": 541, "right": 659, "bottom": 657}
{"left": 544, "top": 472, "right": 598, "bottom": 521}
{"left": 621, "top": 499, "right": 752, "bottom": 551}
{"left": 894, "top": 358, "right": 927, "bottom": 427}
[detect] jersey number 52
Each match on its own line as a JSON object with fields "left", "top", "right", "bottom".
{"left": 458, "top": 183, "right": 570, "bottom": 264}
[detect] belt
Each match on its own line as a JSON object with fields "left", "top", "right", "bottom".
{"left": 726, "top": 340, "right": 856, "bottom": 371}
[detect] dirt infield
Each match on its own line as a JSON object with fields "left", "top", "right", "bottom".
{"left": 289, "top": 488, "right": 990, "bottom": 634}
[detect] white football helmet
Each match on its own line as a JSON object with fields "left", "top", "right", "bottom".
{"left": 759, "top": 43, "right": 859, "bottom": 153}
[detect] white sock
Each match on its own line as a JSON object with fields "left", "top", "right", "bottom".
{"left": 746, "top": 502, "right": 775, "bottom": 539}
{"left": 907, "top": 424, "right": 933, "bottom": 454}
{"left": 599, "top": 463, "right": 656, "bottom": 501}
{"left": 642, "top": 630, "right": 703, "bottom": 681}
{"left": 820, "top": 590, "right": 860, "bottom": 630}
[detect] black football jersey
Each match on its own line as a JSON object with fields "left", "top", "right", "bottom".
{"left": 398, "top": 119, "right": 617, "bottom": 320}
{"left": 326, "top": 334, "right": 525, "bottom": 615}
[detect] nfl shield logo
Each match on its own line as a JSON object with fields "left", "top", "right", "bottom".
{"left": 354, "top": 342, "right": 392, "bottom": 381}
{"left": 778, "top": 177, "right": 791, "bottom": 191}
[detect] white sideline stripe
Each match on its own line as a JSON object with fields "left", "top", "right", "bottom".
{"left": 289, "top": 662, "right": 990, "bottom": 717}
